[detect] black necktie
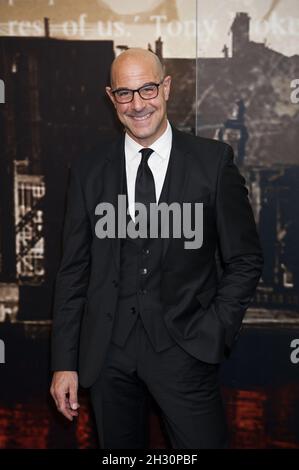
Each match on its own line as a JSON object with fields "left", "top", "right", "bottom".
{"left": 135, "top": 148, "right": 156, "bottom": 227}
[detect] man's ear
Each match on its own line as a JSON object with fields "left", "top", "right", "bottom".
{"left": 163, "top": 75, "right": 172, "bottom": 101}
{"left": 105, "top": 86, "right": 115, "bottom": 106}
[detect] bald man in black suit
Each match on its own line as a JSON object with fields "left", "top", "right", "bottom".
{"left": 50, "top": 48, "right": 263, "bottom": 449}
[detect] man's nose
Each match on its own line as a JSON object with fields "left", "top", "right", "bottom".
{"left": 131, "top": 91, "right": 146, "bottom": 111}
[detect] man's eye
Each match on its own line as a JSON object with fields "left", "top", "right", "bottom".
{"left": 142, "top": 86, "right": 155, "bottom": 93}
{"left": 117, "top": 90, "right": 130, "bottom": 97}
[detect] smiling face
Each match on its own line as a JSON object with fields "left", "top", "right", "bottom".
{"left": 106, "top": 49, "right": 171, "bottom": 147}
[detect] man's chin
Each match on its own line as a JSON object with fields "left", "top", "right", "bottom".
{"left": 126, "top": 125, "right": 156, "bottom": 141}
{"left": 128, "top": 117, "right": 154, "bottom": 132}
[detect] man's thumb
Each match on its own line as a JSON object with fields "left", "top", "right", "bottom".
{"left": 69, "top": 388, "right": 79, "bottom": 410}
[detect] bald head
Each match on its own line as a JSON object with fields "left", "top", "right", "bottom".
{"left": 110, "top": 48, "right": 164, "bottom": 88}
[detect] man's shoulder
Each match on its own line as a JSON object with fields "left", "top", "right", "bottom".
{"left": 71, "top": 131, "right": 123, "bottom": 176}
{"left": 172, "top": 126, "right": 232, "bottom": 159}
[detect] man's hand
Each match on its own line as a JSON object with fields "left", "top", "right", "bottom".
{"left": 50, "top": 371, "right": 80, "bottom": 421}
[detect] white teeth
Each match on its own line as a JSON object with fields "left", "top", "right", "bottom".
{"left": 132, "top": 113, "right": 151, "bottom": 121}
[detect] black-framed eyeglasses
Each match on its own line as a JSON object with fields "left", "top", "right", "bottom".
{"left": 111, "top": 80, "right": 164, "bottom": 104}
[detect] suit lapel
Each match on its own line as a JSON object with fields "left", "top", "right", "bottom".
{"left": 102, "top": 132, "right": 125, "bottom": 273}
{"left": 161, "top": 126, "right": 192, "bottom": 264}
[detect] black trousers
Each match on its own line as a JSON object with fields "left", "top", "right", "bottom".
{"left": 90, "top": 315, "right": 228, "bottom": 449}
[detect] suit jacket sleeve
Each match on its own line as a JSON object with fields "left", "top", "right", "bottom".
{"left": 51, "top": 160, "right": 91, "bottom": 371}
{"left": 213, "top": 144, "right": 263, "bottom": 352}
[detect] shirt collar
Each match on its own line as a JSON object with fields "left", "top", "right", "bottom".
{"left": 125, "top": 120, "right": 172, "bottom": 162}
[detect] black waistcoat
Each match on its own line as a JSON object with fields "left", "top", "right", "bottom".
{"left": 111, "top": 151, "right": 176, "bottom": 351}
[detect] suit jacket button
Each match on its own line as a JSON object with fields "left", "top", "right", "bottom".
{"left": 106, "top": 312, "right": 112, "bottom": 320}
{"left": 112, "top": 280, "right": 119, "bottom": 287}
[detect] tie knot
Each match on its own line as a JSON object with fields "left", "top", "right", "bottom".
{"left": 139, "top": 148, "right": 154, "bottom": 164}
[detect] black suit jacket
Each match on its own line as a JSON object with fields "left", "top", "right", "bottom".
{"left": 51, "top": 125, "right": 263, "bottom": 388}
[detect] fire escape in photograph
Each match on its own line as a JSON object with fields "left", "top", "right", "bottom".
{"left": 14, "top": 161, "right": 45, "bottom": 284}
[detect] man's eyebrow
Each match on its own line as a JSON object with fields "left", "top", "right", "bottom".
{"left": 139, "top": 81, "right": 158, "bottom": 86}
{"left": 113, "top": 86, "right": 131, "bottom": 92}
{"left": 113, "top": 81, "right": 158, "bottom": 91}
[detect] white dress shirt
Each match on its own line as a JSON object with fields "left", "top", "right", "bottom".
{"left": 124, "top": 120, "right": 172, "bottom": 221}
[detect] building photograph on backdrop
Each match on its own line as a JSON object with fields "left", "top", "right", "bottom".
{"left": 0, "top": 0, "right": 299, "bottom": 450}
